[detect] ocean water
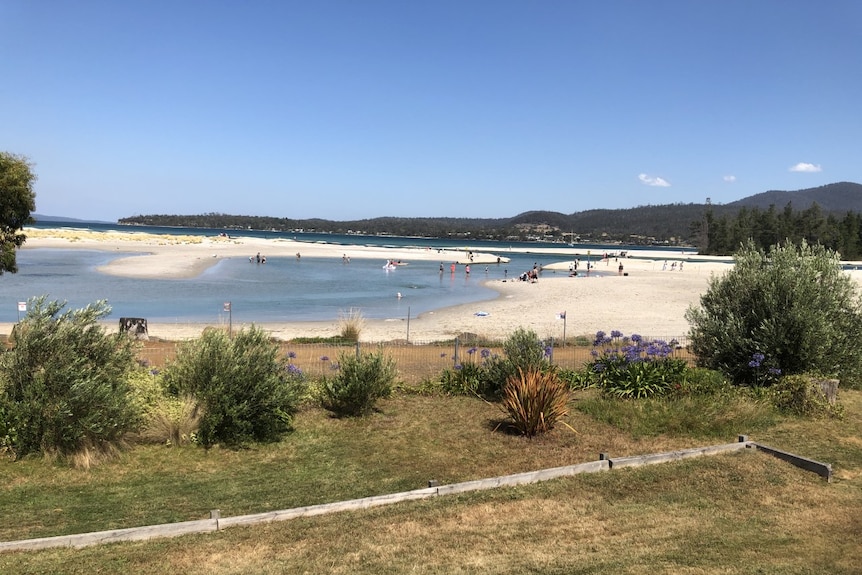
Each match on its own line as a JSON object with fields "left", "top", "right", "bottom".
{"left": 1, "top": 223, "right": 689, "bottom": 324}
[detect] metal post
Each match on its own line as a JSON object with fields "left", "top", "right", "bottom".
{"left": 223, "top": 302, "right": 232, "bottom": 338}
{"left": 406, "top": 306, "right": 411, "bottom": 343}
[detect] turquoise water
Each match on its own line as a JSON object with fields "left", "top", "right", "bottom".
{"left": 1, "top": 222, "right": 687, "bottom": 324}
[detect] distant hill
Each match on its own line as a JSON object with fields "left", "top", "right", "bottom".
{"left": 115, "top": 181, "right": 862, "bottom": 246}
{"left": 31, "top": 214, "right": 111, "bottom": 224}
{"left": 727, "top": 182, "right": 862, "bottom": 212}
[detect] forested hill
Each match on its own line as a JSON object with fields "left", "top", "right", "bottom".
{"left": 119, "top": 181, "right": 862, "bottom": 247}
{"left": 727, "top": 182, "right": 862, "bottom": 212}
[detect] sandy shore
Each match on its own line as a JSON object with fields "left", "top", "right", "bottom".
{"left": 2, "top": 227, "right": 744, "bottom": 343}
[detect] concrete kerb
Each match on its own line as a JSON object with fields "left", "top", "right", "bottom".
{"left": 0, "top": 437, "right": 832, "bottom": 553}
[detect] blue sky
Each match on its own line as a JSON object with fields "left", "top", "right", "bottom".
{"left": 2, "top": 1, "right": 860, "bottom": 222}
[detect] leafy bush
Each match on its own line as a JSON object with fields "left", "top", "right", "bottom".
{"left": 162, "top": 326, "right": 305, "bottom": 448}
{"left": 0, "top": 297, "right": 141, "bottom": 464}
{"left": 439, "top": 329, "right": 553, "bottom": 399}
{"left": 686, "top": 240, "right": 862, "bottom": 388}
{"left": 438, "top": 346, "right": 494, "bottom": 396}
{"left": 501, "top": 368, "right": 570, "bottom": 437}
{"left": 770, "top": 375, "right": 844, "bottom": 418}
{"left": 581, "top": 331, "right": 687, "bottom": 398}
{"left": 319, "top": 350, "right": 396, "bottom": 417}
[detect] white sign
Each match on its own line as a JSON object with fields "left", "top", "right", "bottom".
{"left": 17, "top": 302, "right": 26, "bottom": 312}
{"left": 223, "top": 302, "right": 231, "bottom": 312}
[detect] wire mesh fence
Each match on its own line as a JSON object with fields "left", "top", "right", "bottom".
{"left": 138, "top": 335, "right": 693, "bottom": 386}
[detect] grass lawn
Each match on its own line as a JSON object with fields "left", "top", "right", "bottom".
{"left": 0, "top": 387, "right": 860, "bottom": 574}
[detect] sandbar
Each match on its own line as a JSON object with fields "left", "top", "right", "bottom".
{"left": 11, "top": 227, "right": 859, "bottom": 343}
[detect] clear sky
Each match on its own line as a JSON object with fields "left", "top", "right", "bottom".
{"left": 2, "top": 1, "right": 860, "bottom": 222}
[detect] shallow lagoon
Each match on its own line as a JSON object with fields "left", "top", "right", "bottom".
{"left": 1, "top": 249, "right": 573, "bottom": 324}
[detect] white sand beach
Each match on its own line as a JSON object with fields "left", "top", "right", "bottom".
{"left": 19, "top": 227, "right": 862, "bottom": 344}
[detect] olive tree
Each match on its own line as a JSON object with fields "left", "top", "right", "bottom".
{"left": 0, "top": 152, "right": 37, "bottom": 274}
{"left": 0, "top": 297, "right": 141, "bottom": 462}
{"left": 686, "top": 240, "right": 862, "bottom": 387}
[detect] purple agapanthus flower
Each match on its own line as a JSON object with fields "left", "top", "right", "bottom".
{"left": 286, "top": 364, "right": 303, "bottom": 375}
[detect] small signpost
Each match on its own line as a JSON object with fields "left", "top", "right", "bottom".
{"left": 17, "top": 301, "right": 26, "bottom": 323}
{"left": 223, "top": 301, "right": 232, "bottom": 337}
{"left": 558, "top": 310, "right": 567, "bottom": 343}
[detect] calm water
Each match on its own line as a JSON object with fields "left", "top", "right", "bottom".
{"left": 1, "top": 222, "right": 689, "bottom": 324}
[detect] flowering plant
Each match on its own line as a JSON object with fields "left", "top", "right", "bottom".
{"left": 583, "top": 330, "right": 687, "bottom": 398}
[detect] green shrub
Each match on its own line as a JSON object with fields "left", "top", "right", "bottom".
{"left": 162, "top": 326, "right": 305, "bottom": 448}
{"left": 319, "top": 351, "right": 396, "bottom": 417}
{"left": 686, "top": 240, "right": 862, "bottom": 388}
{"left": 468, "top": 329, "right": 553, "bottom": 399}
{"left": 668, "top": 367, "right": 731, "bottom": 397}
{"left": 581, "top": 331, "right": 687, "bottom": 399}
{"left": 770, "top": 375, "right": 844, "bottom": 418}
{"left": 500, "top": 368, "right": 570, "bottom": 438}
{"left": 0, "top": 297, "right": 141, "bottom": 464}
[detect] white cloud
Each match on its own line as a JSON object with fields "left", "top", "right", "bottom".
{"left": 789, "top": 162, "right": 822, "bottom": 173}
{"left": 638, "top": 173, "right": 671, "bottom": 187}
{"left": 723, "top": 175, "right": 736, "bottom": 182}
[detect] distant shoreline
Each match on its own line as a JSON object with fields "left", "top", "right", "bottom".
{"left": 2, "top": 227, "right": 743, "bottom": 342}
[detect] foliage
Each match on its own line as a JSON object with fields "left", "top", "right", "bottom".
{"left": 0, "top": 297, "right": 140, "bottom": 463}
{"left": 436, "top": 346, "right": 494, "bottom": 396}
{"left": 581, "top": 331, "right": 688, "bottom": 398}
{"left": 576, "top": 390, "right": 778, "bottom": 439}
{"left": 338, "top": 308, "right": 365, "bottom": 342}
{"left": 770, "top": 375, "right": 844, "bottom": 418}
{"left": 435, "top": 329, "right": 553, "bottom": 399}
{"left": 0, "top": 151, "right": 37, "bottom": 274}
{"left": 319, "top": 350, "right": 396, "bottom": 417}
{"left": 162, "top": 326, "right": 305, "bottom": 448}
{"left": 686, "top": 240, "right": 862, "bottom": 388}
{"left": 697, "top": 192, "right": 862, "bottom": 259}
{"left": 500, "top": 368, "right": 570, "bottom": 437}
{"left": 127, "top": 368, "right": 201, "bottom": 446}
{"left": 480, "top": 328, "right": 553, "bottom": 398}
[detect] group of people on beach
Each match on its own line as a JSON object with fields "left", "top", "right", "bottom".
{"left": 662, "top": 260, "right": 684, "bottom": 271}
{"left": 517, "top": 263, "right": 541, "bottom": 283}
{"left": 249, "top": 252, "right": 266, "bottom": 264}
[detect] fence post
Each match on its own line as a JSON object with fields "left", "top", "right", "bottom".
{"left": 355, "top": 342, "right": 360, "bottom": 359}
{"left": 548, "top": 337, "right": 554, "bottom": 363}
{"left": 454, "top": 337, "right": 460, "bottom": 365}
